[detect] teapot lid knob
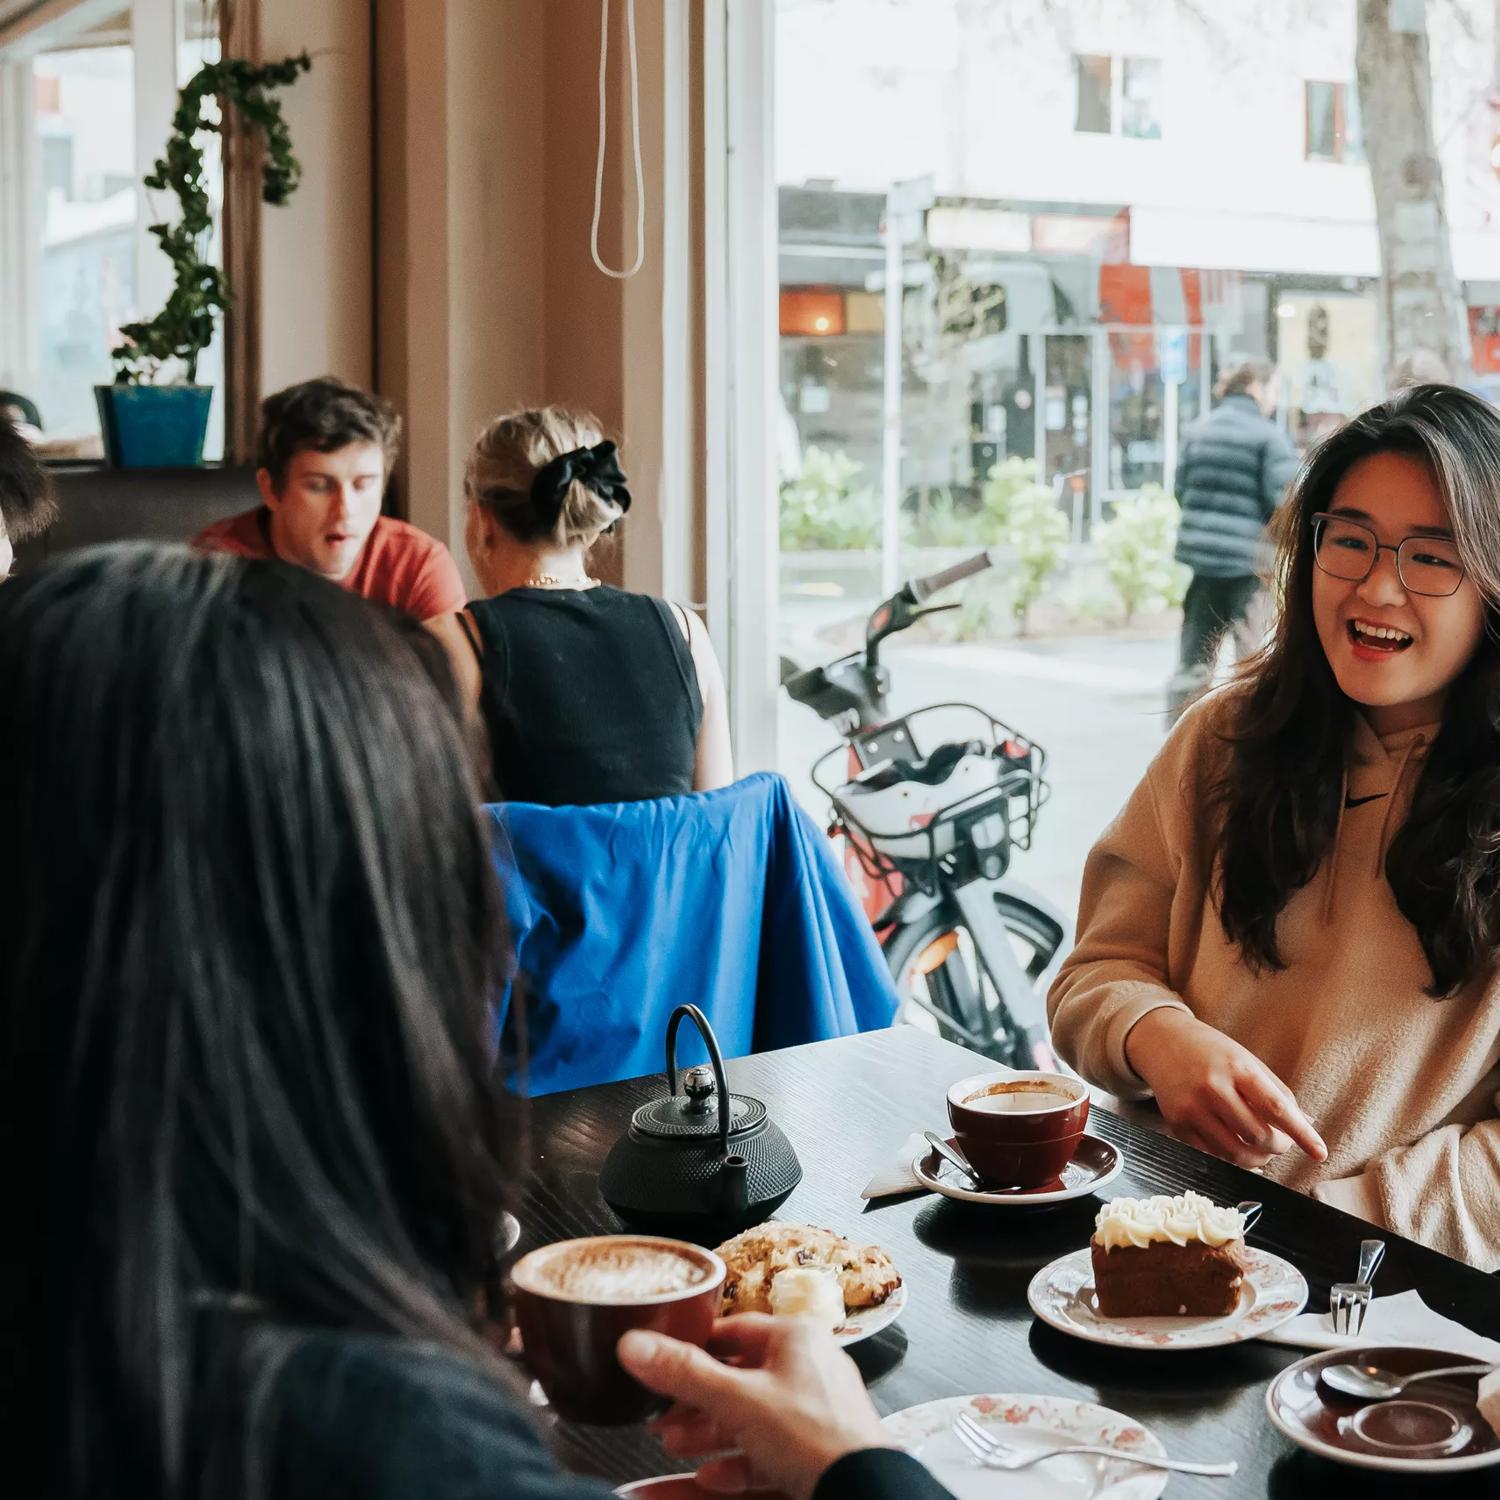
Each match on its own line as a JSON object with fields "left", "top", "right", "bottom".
{"left": 683, "top": 1065, "right": 716, "bottom": 1112}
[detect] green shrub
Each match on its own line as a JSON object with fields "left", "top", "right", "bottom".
{"left": 1094, "top": 484, "right": 1191, "bottom": 624}
{"left": 1006, "top": 482, "right": 1071, "bottom": 636}
{"left": 980, "top": 455, "right": 1043, "bottom": 531}
{"left": 910, "top": 491, "right": 992, "bottom": 548}
{"left": 779, "top": 447, "right": 880, "bottom": 551}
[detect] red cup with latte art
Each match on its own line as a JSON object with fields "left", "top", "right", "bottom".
{"left": 510, "top": 1234, "right": 725, "bottom": 1425}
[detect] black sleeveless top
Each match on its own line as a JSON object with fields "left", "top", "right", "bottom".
{"left": 461, "top": 586, "right": 703, "bottom": 806}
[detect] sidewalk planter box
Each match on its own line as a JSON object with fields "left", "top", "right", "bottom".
{"left": 95, "top": 384, "right": 214, "bottom": 469}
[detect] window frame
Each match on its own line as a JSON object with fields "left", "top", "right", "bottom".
{"left": 1304, "top": 79, "right": 1362, "bottom": 164}
{"left": 1073, "top": 52, "right": 1163, "bottom": 140}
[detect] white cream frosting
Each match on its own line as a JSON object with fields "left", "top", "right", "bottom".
{"left": 1093, "top": 1191, "right": 1245, "bottom": 1251}
{"left": 769, "top": 1267, "right": 846, "bottom": 1327}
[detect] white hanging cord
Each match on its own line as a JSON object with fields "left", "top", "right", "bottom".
{"left": 591, "top": 0, "right": 646, "bottom": 279}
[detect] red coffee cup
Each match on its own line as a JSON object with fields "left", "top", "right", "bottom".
{"left": 946, "top": 1070, "right": 1090, "bottom": 1188}
{"left": 510, "top": 1234, "right": 725, "bottom": 1425}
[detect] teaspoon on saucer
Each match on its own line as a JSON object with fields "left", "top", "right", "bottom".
{"left": 924, "top": 1130, "right": 982, "bottom": 1186}
{"left": 1321, "top": 1360, "right": 1495, "bottom": 1402}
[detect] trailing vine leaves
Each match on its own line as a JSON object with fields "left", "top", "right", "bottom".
{"left": 112, "top": 52, "right": 312, "bottom": 385}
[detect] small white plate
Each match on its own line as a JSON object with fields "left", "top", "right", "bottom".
{"left": 882, "top": 1392, "right": 1169, "bottom": 1499}
{"left": 834, "top": 1278, "right": 907, "bottom": 1346}
{"left": 913, "top": 1134, "right": 1124, "bottom": 1207}
{"left": 1028, "top": 1245, "right": 1308, "bottom": 1350}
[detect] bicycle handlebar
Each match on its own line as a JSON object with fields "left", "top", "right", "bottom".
{"left": 909, "top": 549, "right": 993, "bottom": 605}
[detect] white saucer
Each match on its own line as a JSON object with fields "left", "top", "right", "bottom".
{"left": 882, "top": 1392, "right": 1169, "bottom": 1499}
{"left": 834, "top": 1279, "right": 907, "bottom": 1346}
{"left": 912, "top": 1134, "right": 1124, "bottom": 1206}
{"left": 1028, "top": 1244, "right": 1308, "bottom": 1350}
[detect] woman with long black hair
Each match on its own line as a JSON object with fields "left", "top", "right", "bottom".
{"left": 0, "top": 546, "right": 947, "bottom": 1499}
{"left": 1050, "top": 384, "right": 1500, "bottom": 1269}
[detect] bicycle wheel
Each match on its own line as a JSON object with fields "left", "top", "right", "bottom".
{"left": 882, "top": 890, "right": 1064, "bottom": 1070}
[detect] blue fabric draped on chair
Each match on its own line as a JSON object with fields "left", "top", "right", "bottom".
{"left": 487, "top": 772, "right": 899, "bottom": 1095}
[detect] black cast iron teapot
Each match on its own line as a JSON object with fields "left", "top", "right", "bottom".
{"left": 599, "top": 1004, "right": 802, "bottom": 1240}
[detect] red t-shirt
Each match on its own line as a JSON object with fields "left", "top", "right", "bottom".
{"left": 193, "top": 508, "right": 467, "bottom": 620}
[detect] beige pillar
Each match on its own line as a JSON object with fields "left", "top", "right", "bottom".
{"left": 374, "top": 0, "right": 701, "bottom": 600}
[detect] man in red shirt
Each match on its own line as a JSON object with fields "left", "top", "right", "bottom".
{"left": 194, "top": 377, "right": 465, "bottom": 620}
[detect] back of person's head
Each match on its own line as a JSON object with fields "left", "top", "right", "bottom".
{"left": 466, "top": 406, "right": 628, "bottom": 548}
{"left": 0, "top": 388, "right": 42, "bottom": 430}
{"left": 0, "top": 414, "right": 56, "bottom": 578}
{"left": 0, "top": 545, "right": 510, "bottom": 1496}
{"left": 256, "top": 377, "right": 402, "bottom": 493}
{"left": 1214, "top": 358, "right": 1274, "bottom": 401}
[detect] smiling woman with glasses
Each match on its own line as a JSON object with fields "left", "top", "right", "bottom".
{"left": 1049, "top": 382, "right": 1500, "bottom": 1273}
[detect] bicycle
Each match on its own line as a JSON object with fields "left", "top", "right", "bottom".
{"left": 780, "top": 550, "right": 1071, "bottom": 1069}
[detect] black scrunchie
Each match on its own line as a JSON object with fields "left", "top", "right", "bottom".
{"left": 529, "top": 441, "right": 632, "bottom": 527}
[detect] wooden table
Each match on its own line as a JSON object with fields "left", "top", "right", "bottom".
{"left": 519, "top": 1027, "right": 1500, "bottom": 1497}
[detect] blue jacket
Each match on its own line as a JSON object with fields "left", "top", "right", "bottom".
{"left": 487, "top": 773, "right": 899, "bottom": 1095}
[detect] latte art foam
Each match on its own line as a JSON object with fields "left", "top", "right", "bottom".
{"left": 535, "top": 1243, "right": 709, "bottom": 1301}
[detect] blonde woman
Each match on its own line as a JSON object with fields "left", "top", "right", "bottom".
{"left": 429, "top": 407, "right": 733, "bottom": 804}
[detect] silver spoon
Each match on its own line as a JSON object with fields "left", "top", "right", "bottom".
{"left": 1321, "top": 1360, "right": 1495, "bottom": 1401}
{"left": 924, "top": 1130, "right": 982, "bottom": 1186}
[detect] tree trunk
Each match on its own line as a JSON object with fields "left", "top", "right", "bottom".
{"left": 1355, "top": 0, "right": 1471, "bottom": 386}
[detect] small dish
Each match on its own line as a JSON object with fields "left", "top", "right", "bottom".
{"left": 1265, "top": 1345, "right": 1500, "bottom": 1474}
{"left": 912, "top": 1133, "right": 1123, "bottom": 1207}
{"left": 882, "top": 1392, "right": 1169, "bottom": 1499}
{"left": 834, "top": 1278, "right": 907, "bottom": 1346}
{"left": 1028, "top": 1244, "right": 1307, "bottom": 1349}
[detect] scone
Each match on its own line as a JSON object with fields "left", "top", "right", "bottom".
{"left": 715, "top": 1223, "right": 901, "bottom": 1316}
{"left": 1090, "top": 1192, "right": 1247, "bottom": 1318}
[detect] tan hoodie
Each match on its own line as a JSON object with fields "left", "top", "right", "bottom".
{"left": 1048, "top": 691, "right": 1500, "bottom": 1269}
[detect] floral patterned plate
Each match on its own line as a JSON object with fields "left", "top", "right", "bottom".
{"left": 882, "top": 1393, "right": 1168, "bottom": 1499}
{"left": 1027, "top": 1245, "right": 1308, "bottom": 1350}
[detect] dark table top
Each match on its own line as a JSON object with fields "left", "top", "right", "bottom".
{"left": 518, "top": 1027, "right": 1500, "bottom": 1498}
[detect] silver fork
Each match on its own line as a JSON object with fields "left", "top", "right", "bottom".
{"left": 1329, "top": 1238, "right": 1386, "bottom": 1336}
{"left": 952, "top": 1409, "right": 1238, "bottom": 1478}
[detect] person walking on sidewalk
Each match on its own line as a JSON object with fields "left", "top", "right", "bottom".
{"left": 1168, "top": 358, "right": 1299, "bottom": 720}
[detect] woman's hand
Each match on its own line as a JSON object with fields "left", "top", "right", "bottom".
{"left": 618, "top": 1315, "right": 893, "bottom": 1499}
{"left": 1125, "top": 1008, "right": 1328, "bottom": 1170}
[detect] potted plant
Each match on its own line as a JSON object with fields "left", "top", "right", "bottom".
{"left": 97, "top": 52, "right": 311, "bottom": 468}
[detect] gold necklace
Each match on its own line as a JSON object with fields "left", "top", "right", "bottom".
{"left": 524, "top": 573, "right": 599, "bottom": 589}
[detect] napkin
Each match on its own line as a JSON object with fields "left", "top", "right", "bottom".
{"left": 1259, "top": 1288, "right": 1500, "bottom": 1363}
{"left": 860, "top": 1132, "right": 931, "bottom": 1199}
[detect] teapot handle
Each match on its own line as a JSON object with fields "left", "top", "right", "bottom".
{"left": 665, "top": 1004, "right": 732, "bottom": 1155}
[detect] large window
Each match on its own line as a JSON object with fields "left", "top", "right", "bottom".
{"left": 0, "top": 1, "right": 223, "bottom": 456}
{"left": 762, "top": 0, "right": 1500, "bottom": 919}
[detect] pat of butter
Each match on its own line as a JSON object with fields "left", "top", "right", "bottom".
{"left": 769, "top": 1267, "right": 845, "bottom": 1328}
{"left": 1479, "top": 1368, "right": 1500, "bottom": 1436}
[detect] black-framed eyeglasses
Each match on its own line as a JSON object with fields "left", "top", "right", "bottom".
{"left": 1310, "top": 512, "right": 1467, "bottom": 598}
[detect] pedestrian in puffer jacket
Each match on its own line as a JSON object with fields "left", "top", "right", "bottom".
{"left": 1168, "top": 358, "right": 1299, "bottom": 720}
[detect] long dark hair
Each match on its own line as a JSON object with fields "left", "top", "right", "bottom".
{"left": 0, "top": 545, "right": 512, "bottom": 1496}
{"left": 1214, "top": 384, "right": 1500, "bottom": 996}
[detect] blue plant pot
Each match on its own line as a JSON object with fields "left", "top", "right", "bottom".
{"left": 95, "top": 384, "right": 214, "bottom": 468}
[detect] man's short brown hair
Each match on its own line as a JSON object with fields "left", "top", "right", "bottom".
{"left": 256, "top": 377, "right": 402, "bottom": 492}
{"left": 0, "top": 416, "right": 57, "bottom": 545}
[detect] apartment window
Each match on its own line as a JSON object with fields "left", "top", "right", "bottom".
{"left": 1074, "top": 54, "right": 1112, "bottom": 133}
{"left": 1074, "top": 55, "right": 1163, "bottom": 139}
{"left": 1121, "top": 57, "right": 1163, "bottom": 140}
{"left": 1305, "top": 81, "right": 1364, "bottom": 163}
